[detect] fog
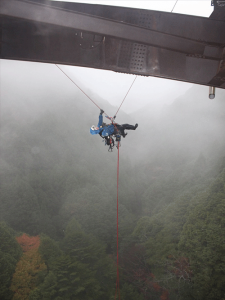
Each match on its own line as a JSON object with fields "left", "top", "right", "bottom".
{"left": 1, "top": 58, "right": 225, "bottom": 199}
{"left": 1, "top": 59, "right": 224, "bottom": 168}
{"left": 1, "top": 57, "right": 225, "bottom": 299}
{"left": 62, "top": 64, "right": 194, "bottom": 113}
{"left": 1, "top": 2, "right": 225, "bottom": 298}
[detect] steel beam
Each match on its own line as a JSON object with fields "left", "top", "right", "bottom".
{"left": 0, "top": 0, "right": 221, "bottom": 56}
{"left": 0, "top": 0, "right": 225, "bottom": 89}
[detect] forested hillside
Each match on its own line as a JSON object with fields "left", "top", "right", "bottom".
{"left": 1, "top": 63, "right": 225, "bottom": 299}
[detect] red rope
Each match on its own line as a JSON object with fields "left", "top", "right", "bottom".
{"left": 56, "top": 64, "right": 137, "bottom": 121}
{"left": 114, "top": 141, "right": 121, "bottom": 300}
{"left": 114, "top": 75, "right": 137, "bottom": 117}
{"left": 55, "top": 64, "right": 136, "bottom": 299}
{"left": 55, "top": 64, "right": 102, "bottom": 110}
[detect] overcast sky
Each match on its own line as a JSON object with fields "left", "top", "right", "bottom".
{"left": 54, "top": 0, "right": 214, "bottom": 16}
{"left": 1, "top": 0, "right": 215, "bottom": 114}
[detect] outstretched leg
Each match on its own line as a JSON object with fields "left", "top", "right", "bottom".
{"left": 121, "top": 124, "right": 138, "bottom": 130}
{"left": 115, "top": 123, "right": 138, "bottom": 137}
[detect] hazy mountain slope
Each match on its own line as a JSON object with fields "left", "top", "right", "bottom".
{"left": 131, "top": 85, "right": 225, "bottom": 166}
{"left": 1, "top": 62, "right": 225, "bottom": 300}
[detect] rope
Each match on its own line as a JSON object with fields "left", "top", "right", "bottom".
{"left": 171, "top": 0, "right": 178, "bottom": 12}
{"left": 56, "top": 64, "right": 137, "bottom": 121}
{"left": 114, "top": 141, "right": 121, "bottom": 300}
{"left": 55, "top": 64, "right": 102, "bottom": 110}
{"left": 114, "top": 75, "right": 137, "bottom": 117}
{"left": 55, "top": 64, "right": 136, "bottom": 299}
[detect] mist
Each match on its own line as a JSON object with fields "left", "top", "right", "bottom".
{"left": 1, "top": 58, "right": 225, "bottom": 216}
{"left": 1, "top": 59, "right": 225, "bottom": 300}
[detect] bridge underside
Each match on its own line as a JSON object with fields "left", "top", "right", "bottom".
{"left": 0, "top": 0, "right": 225, "bottom": 88}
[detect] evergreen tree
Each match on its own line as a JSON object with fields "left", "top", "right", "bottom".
{"left": 179, "top": 171, "right": 225, "bottom": 300}
{"left": 62, "top": 218, "right": 115, "bottom": 299}
{"left": 0, "top": 223, "right": 22, "bottom": 300}
{"left": 38, "top": 235, "right": 62, "bottom": 270}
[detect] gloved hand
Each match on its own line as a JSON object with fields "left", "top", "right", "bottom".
{"left": 100, "top": 109, "right": 104, "bottom": 115}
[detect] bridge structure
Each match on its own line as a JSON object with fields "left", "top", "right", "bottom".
{"left": 0, "top": 0, "right": 225, "bottom": 93}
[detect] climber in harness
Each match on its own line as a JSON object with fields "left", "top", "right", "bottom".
{"left": 90, "top": 109, "right": 138, "bottom": 151}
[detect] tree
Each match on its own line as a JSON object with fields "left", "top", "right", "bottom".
{"left": 29, "top": 271, "right": 58, "bottom": 300}
{"left": 62, "top": 218, "right": 116, "bottom": 299}
{"left": 16, "top": 234, "right": 40, "bottom": 252}
{"left": 120, "top": 283, "right": 144, "bottom": 300}
{"left": 10, "top": 234, "right": 47, "bottom": 300}
{"left": 38, "top": 235, "right": 62, "bottom": 270}
{"left": 120, "top": 243, "right": 168, "bottom": 300}
{"left": 0, "top": 223, "right": 22, "bottom": 300}
{"left": 179, "top": 171, "right": 225, "bottom": 300}
{"left": 53, "top": 254, "right": 102, "bottom": 300}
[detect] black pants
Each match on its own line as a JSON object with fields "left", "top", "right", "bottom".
{"left": 114, "top": 124, "right": 136, "bottom": 137}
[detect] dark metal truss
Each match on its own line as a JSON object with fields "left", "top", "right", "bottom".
{"left": 0, "top": 0, "right": 225, "bottom": 88}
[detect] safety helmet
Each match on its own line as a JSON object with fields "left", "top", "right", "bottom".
{"left": 91, "top": 125, "right": 96, "bottom": 131}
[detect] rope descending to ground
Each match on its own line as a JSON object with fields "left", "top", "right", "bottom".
{"left": 115, "top": 141, "right": 121, "bottom": 300}
{"left": 55, "top": 64, "right": 137, "bottom": 299}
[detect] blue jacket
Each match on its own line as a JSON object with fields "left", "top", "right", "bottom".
{"left": 90, "top": 115, "right": 115, "bottom": 137}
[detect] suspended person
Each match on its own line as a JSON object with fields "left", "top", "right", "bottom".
{"left": 90, "top": 109, "right": 138, "bottom": 145}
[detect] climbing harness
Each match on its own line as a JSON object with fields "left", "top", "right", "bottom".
{"left": 99, "top": 118, "right": 122, "bottom": 152}
{"left": 101, "top": 134, "right": 121, "bottom": 152}
{"left": 102, "top": 135, "right": 115, "bottom": 152}
{"left": 98, "top": 124, "right": 116, "bottom": 152}
{"left": 55, "top": 64, "right": 136, "bottom": 299}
